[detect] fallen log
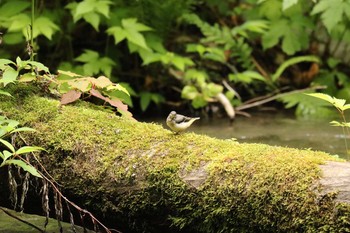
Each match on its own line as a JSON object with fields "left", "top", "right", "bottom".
{"left": 0, "top": 85, "right": 350, "bottom": 233}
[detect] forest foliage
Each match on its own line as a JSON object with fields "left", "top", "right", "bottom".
{"left": 0, "top": 0, "right": 350, "bottom": 117}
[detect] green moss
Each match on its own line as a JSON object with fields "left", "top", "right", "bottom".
{"left": 0, "top": 85, "right": 348, "bottom": 233}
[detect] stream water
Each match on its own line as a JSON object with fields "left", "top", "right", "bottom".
{"left": 159, "top": 112, "right": 349, "bottom": 160}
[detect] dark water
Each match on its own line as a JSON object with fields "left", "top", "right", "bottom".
{"left": 160, "top": 112, "right": 349, "bottom": 159}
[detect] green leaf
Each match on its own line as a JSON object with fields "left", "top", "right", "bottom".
{"left": 106, "top": 26, "right": 127, "bottom": 44}
{"left": 262, "top": 15, "right": 312, "bottom": 55}
{"left": 0, "top": 1, "right": 30, "bottom": 18}
{"left": 83, "top": 12, "right": 100, "bottom": 31}
{"left": 105, "top": 89, "right": 133, "bottom": 107}
{"left": 272, "top": 56, "right": 320, "bottom": 82}
{"left": 151, "top": 93, "right": 165, "bottom": 104}
{"left": 26, "top": 61, "right": 49, "bottom": 72}
{"left": 95, "top": 0, "right": 113, "bottom": 18}
{"left": 3, "top": 159, "right": 42, "bottom": 178}
{"left": 33, "top": 16, "right": 59, "bottom": 40}
{"left": 0, "top": 90, "right": 12, "bottom": 97}
{"left": 306, "top": 93, "right": 349, "bottom": 111}
{"left": 0, "top": 59, "right": 15, "bottom": 68}
{"left": 1, "top": 67, "right": 19, "bottom": 86}
{"left": 7, "top": 13, "right": 30, "bottom": 32}
{"left": 140, "top": 92, "right": 152, "bottom": 112}
{"left": 11, "top": 127, "right": 36, "bottom": 133}
{"left": 122, "top": 18, "right": 152, "bottom": 32}
{"left": 259, "top": 0, "right": 282, "bottom": 20}
{"left": 203, "top": 83, "right": 223, "bottom": 97}
{"left": 75, "top": 49, "right": 99, "bottom": 62}
{"left": 192, "top": 95, "right": 207, "bottom": 108}
{"left": 311, "top": 0, "right": 350, "bottom": 32}
{"left": 75, "top": 50, "right": 115, "bottom": 76}
{"left": 229, "top": 71, "right": 266, "bottom": 83}
{"left": 75, "top": 0, "right": 95, "bottom": 16}
{"left": 19, "top": 73, "right": 36, "bottom": 82}
{"left": 16, "top": 146, "right": 44, "bottom": 155}
{"left": 3, "top": 32, "right": 25, "bottom": 45}
{"left": 2, "top": 150, "right": 13, "bottom": 162}
{"left": 181, "top": 85, "right": 199, "bottom": 100}
{"left": 107, "top": 18, "right": 152, "bottom": 50}
{"left": 283, "top": 0, "right": 298, "bottom": 10}
{"left": 0, "top": 138, "right": 15, "bottom": 153}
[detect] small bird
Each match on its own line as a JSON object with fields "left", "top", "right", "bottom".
{"left": 166, "top": 111, "right": 200, "bottom": 133}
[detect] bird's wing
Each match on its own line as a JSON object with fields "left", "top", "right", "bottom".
{"left": 174, "top": 114, "right": 191, "bottom": 124}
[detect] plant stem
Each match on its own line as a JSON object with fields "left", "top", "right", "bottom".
{"left": 340, "top": 112, "right": 350, "bottom": 158}
{"left": 30, "top": 0, "right": 35, "bottom": 61}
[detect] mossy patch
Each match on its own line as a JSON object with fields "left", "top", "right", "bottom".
{"left": 0, "top": 85, "right": 349, "bottom": 232}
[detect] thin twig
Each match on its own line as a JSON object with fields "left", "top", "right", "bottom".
{"left": 236, "top": 85, "right": 326, "bottom": 111}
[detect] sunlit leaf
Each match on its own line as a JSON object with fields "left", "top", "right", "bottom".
{"left": 282, "top": 0, "right": 298, "bottom": 10}
{"left": 19, "top": 73, "right": 36, "bottom": 82}
{"left": 76, "top": 0, "right": 95, "bottom": 15}
{"left": 58, "top": 70, "right": 82, "bottom": 78}
{"left": 25, "top": 61, "right": 49, "bottom": 72}
{"left": 106, "top": 26, "right": 127, "bottom": 44}
{"left": 0, "top": 59, "right": 15, "bottom": 68}
{"left": 181, "top": 85, "right": 199, "bottom": 100}
{"left": 0, "top": 138, "right": 15, "bottom": 153}
{"left": 2, "top": 150, "right": 13, "bottom": 161}
{"left": 306, "top": 93, "right": 348, "bottom": 110}
{"left": 11, "top": 127, "right": 36, "bottom": 133}
{"left": 7, "top": 13, "right": 30, "bottom": 32}
{"left": 33, "top": 16, "right": 59, "bottom": 40}
{"left": 16, "top": 146, "right": 44, "bottom": 155}
{"left": 106, "top": 84, "right": 130, "bottom": 96}
{"left": 4, "top": 159, "right": 42, "bottom": 178}
{"left": 330, "top": 120, "right": 342, "bottom": 127}
{"left": 1, "top": 67, "right": 19, "bottom": 86}
{"left": 83, "top": 12, "right": 100, "bottom": 31}
{"left": 95, "top": 76, "right": 112, "bottom": 88}
{"left": 68, "top": 79, "right": 92, "bottom": 92}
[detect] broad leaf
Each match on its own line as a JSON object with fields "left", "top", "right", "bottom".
{"left": 311, "top": 0, "right": 350, "bottom": 32}
{"left": 0, "top": 59, "right": 15, "bottom": 68}
{"left": 2, "top": 150, "right": 13, "bottom": 162}
{"left": 11, "top": 127, "right": 36, "bottom": 133}
{"left": 33, "top": 17, "right": 59, "bottom": 40}
{"left": 0, "top": 138, "right": 15, "bottom": 153}
{"left": 60, "top": 90, "right": 82, "bottom": 105}
{"left": 4, "top": 159, "right": 42, "bottom": 178}
{"left": 7, "top": 13, "right": 30, "bottom": 32}
{"left": 16, "top": 146, "right": 44, "bottom": 155}
{"left": 1, "top": 67, "right": 19, "bottom": 86}
{"left": 0, "top": 1, "right": 30, "bottom": 18}
{"left": 181, "top": 85, "right": 199, "bottom": 100}
{"left": 139, "top": 92, "right": 152, "bottom": 112}
{"left": 283, "top": 0, "right": 298, "bottom": 10}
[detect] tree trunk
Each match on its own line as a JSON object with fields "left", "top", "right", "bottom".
{"left": 0, "top": 85, "right": 350, "bottom": 233}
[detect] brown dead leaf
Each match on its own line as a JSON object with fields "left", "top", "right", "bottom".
{"left": 60, "top": 90, "right": 81, "bottom": 105}
{"left": 90, "top": 88, "right": 128, "bottom": 112}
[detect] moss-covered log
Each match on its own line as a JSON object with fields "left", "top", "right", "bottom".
{"left": 1, "top": 85, "right": 350, "bottom": 232}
